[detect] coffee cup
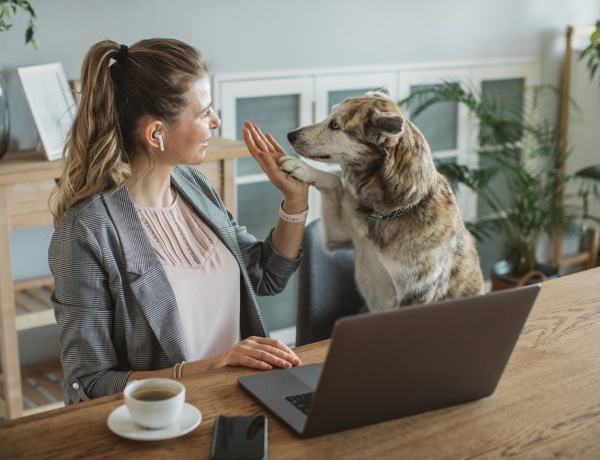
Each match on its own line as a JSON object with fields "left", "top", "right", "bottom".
{"left": 124, "top": 378, "right": 185, "bottom": 429}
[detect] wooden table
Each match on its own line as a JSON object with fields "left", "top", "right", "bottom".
{"left": 0, "top": 137, "right": 249, "bottom": 419}
{"left": 1, "top": 267, "right": 600, "bottom": 459}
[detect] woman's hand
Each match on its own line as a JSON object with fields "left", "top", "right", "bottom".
{"left": 243, "top": 121, "right": 309, "bottom": 213}
{"left": 127, "top": 337, "right": 302, "bottom": 383}
{"left": 218, "top": 336, "right": 302, "bottom": 370}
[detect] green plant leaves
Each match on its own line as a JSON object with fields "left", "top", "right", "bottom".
{"left": 581, "top": 20, "right": 600, "bottom": 82}
{"left": 0, "top": 0, "right": 38, "bottom": 49}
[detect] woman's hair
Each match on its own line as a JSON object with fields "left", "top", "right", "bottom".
{"left": 50, "top": 38, "right": 209, "bottom": 226}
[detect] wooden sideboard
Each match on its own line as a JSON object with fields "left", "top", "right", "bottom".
{"left": 0, "top": 137, "right": 249, "bottom": 420}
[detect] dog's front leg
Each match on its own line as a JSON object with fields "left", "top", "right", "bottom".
{"left": 279, "top": 157, "right": 352, "bottom": 250}
{"left": 317, "top": 183, "right": 356, "bottom": 251}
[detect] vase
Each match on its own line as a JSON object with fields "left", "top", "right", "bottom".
{"left": 0, "top": 73, "right": 9, "bottom": 159}
{"left": 490, "top": 260, "right": 559, "bottom": 291}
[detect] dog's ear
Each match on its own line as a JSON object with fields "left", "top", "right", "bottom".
{"left": 370, "top": 109, "right": 404, "bottom": 144}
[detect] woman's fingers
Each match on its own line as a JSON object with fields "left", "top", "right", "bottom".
{"left": 224, "top": 336, "right": 301, "bottom": 370}
{"left": 265, "top": 132, "right": 287, "bottom": 156}
{"left": 243, "top": 122, "right": 268, "bottom": 152}
{"left": 243, "top": 122, "right": 286, "bottom": 158}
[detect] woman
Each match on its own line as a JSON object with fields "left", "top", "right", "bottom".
{"left": 48, "top": 38, "right": 309, "bottom": 405}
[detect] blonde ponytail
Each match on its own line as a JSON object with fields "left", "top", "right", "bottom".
{"left": 50, "top": 38, "right": 209, "bottom": 226}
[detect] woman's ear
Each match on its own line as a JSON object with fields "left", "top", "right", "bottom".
{"left": 142, "top": 120, "right": 165, "bottom": 152}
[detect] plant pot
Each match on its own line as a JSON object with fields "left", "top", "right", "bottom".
{"left": 0, "top": 73, "right": 9, "bottom": 159}
{"left": 490, "top": 260, "right": 559, "bottom": 291}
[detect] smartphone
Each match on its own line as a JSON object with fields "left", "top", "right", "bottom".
{"left": 210, "top": 415, "right": 268, "bottom": 460}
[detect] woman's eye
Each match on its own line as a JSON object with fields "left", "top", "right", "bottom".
{"left": 330, "top": 120, "right": 340, "bottom": 130}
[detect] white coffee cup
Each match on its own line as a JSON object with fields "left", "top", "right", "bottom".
{"left": 124, "top": 378, "right": 185, "bottom": 429}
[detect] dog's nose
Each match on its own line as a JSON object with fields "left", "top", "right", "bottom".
{"left": 287, "top": 131, "right": 298, "bottom": 143}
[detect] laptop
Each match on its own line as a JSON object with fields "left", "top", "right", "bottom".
{"left": 238, "top": 284, "right": 540, "bottom": 438}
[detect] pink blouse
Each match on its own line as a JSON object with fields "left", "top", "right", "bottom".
{"left": 135, "top": 193, "right": 241, "bottom": 361}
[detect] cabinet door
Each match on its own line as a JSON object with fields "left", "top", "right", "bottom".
{"left": 397, "top": 67, "right": 474, "bottom": 219}
{"left": 215, "top": 77, "right": 313, "bottom": 333}
{"left": 471, "top": 61, "right": 540, "bottom": 277}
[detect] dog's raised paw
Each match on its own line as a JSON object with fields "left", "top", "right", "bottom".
{"left": 278, "top": 156, "right": 317, "bottom": 183}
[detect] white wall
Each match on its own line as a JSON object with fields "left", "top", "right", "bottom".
{"left": 1, "top": 0, "right": 599, "bottom": 364}
{"left": 2, "top": 0, "right": 598, "bottom": 151}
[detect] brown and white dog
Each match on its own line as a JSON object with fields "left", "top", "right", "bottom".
{"left": 282, "top": 89, "right": 484, "bottom": 312}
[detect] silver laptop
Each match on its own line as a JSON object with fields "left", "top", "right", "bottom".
{"left": 238, "top": 284, "right": 540, "bottom": 438}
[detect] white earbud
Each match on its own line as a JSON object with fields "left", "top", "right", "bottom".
{"left": 155, "top": 132, "right": 165, "bottom": 152}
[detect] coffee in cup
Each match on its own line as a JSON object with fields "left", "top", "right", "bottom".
{"left": 124, "top": 378, "right": 185, "bottom": 429}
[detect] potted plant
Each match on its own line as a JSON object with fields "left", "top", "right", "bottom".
{"left": 400, "top": 82, "right": 600, "bottom": 288}
{"left": 0, "top": 0, "right": 38, "bottom": 49}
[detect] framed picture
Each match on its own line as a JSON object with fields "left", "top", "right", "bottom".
{"left": 17, "top": 63, "right": 77, "bottom": 161}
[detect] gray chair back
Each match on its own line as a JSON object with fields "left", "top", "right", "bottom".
{"left": 296, "top": 218, "right": 364, "bottom": 346}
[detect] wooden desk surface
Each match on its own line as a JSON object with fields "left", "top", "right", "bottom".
{"left": 1, "top": 268, "right": 599, "bottom": 459}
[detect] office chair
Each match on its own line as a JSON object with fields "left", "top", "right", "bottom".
{"left": 296, "top": 218, "right": 364, "bottom": 346}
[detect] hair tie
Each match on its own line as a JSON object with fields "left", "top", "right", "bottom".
{"left": 115, "top": 44, "right": 129, "bottom": 64}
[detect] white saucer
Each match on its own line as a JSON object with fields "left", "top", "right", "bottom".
{"left": 107, "top": 402, "right": 202, "bottom": 441}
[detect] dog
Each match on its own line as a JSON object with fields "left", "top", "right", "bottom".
{"left": 282, "top": 88, "right": 484, "bottom": 312}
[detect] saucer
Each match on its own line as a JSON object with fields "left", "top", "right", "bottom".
{"left": 107, "top": 402, "right": 202, "bottom": 441}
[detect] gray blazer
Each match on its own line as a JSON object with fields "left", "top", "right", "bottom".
{"left": 49, "top": 165, "right": 301, "bottom": 405}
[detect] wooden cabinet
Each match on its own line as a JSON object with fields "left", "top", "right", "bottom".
{"left": 0, "top": 137, "right": 248, "bottom": 419}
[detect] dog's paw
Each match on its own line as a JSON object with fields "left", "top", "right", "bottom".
{"left": 279, "top": 156, "right": 319, "bottom": 184}
{"left": 279, "top": 157, "right": 342, "bottom": 190}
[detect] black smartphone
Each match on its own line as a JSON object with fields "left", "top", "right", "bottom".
{"left": 210, "top": 415, "right": 268, "bottom": 460}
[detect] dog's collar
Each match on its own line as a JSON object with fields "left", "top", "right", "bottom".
{"left": 369, "top": 202, "right": 419, "bottom": 220}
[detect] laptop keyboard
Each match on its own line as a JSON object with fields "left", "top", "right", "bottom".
{"left": 285, "top": 391, "right": 315, "bottom": 415}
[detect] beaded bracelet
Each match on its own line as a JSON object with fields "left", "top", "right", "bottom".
{"left": 279, "top": 201, "right": 308, "bottom": 223}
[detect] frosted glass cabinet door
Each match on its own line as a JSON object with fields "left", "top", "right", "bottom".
{"left": 470, "top": 62, "right": 540, "bottom": 277}
{"left": 398, "top": 68, "right": 474, "bottom": 219}
{"left": 235, "top": 94, "right": 302, "bottom": 176}
{"left": 215, "top": 77, "right": 313, "bottom": 332}
{"left": 476, "top": 77, "right": 527, "bottom": 278}
{"left": 217, "top": 77, "right": 313, "bottom": 141}
{"left": 217, "top": 76, "right": 313, "bottom": 183}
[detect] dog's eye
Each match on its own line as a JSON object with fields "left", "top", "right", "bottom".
{"left": 329, "top": 120, "right": 340, "bottom": 130}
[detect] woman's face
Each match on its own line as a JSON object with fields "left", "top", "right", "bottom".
{"left": 161, "top": 76, "right": 221, "bottom": 166}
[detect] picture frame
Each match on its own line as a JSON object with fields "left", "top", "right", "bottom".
{"left": 17, "top": 63, "right": 77, "bottom": 161}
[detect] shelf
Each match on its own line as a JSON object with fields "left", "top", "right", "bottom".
{"left": 0, "top": 277, "right": 61, "bottom": 418}
{"left": 0, "top": 360, "right": 64, "bottom": 418}
{"left": 14, "top": 276, "right": 55, "bottom": 331}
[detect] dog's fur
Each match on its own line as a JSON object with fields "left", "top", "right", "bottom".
{"left": 282, "top": 89, "right": 484, "bottom": 312}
